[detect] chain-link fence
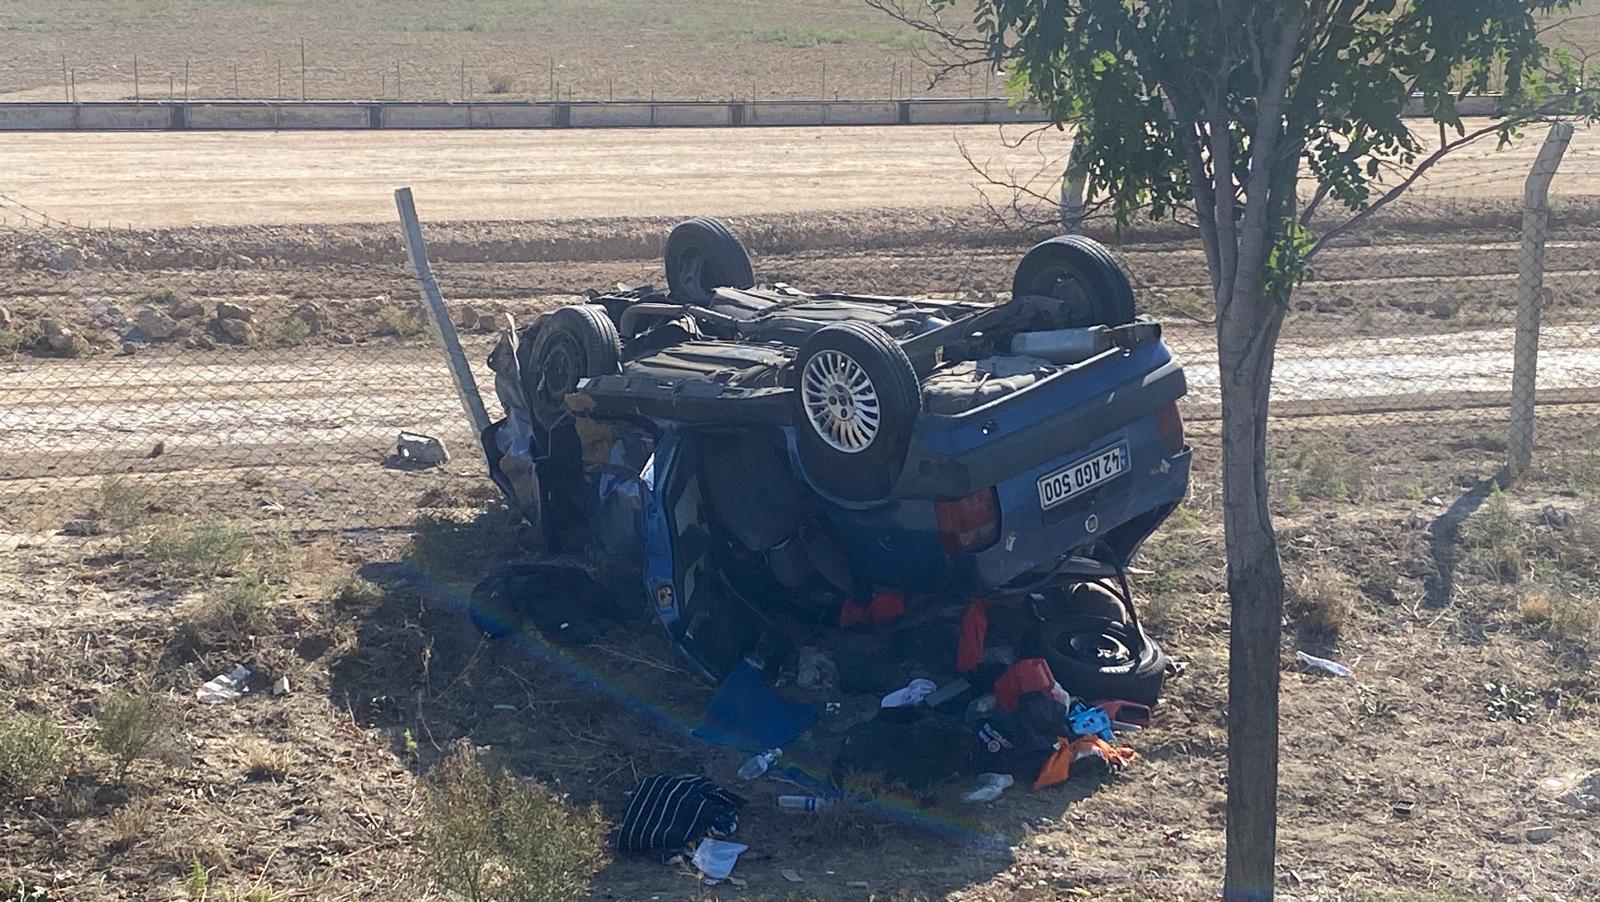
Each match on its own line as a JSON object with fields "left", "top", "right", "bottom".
{"left": 2, "top": 142, "right": 1598, "bottom": 545}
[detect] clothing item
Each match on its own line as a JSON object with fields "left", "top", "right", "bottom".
{"left": 881, "top": 678, "right": 938, "bottom": 708}
{"left": 835, "top": 705, "right": 978, "bottom": 789}
{"left": 615, "top": 775, "right": 746, "bottom": 856}
{"left": 1032, "top": 736, "right": 1138, "bottom": 790}
{"left": 838, "top": 591, "right": 907, "bottom": 627}
{"left": 957, "top": 598, "right": 990, "bottom": 673}
{"left": 993, "top": 658, "right": 1061, "bottom": 712}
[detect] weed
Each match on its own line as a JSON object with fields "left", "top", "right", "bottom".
{"left": 106, "top": 797, "right": 158, "bottom": 851}
{"left": 100, "top": 477, "right": 151, "bottom": 531}
{"left": 376, "top": 307, "right": 428, "bottom": 338}
{"left": 0, "top": 711, "right": 68, "bottom": 798}
{"left": 735, "top": 25, "right": 921, "bottom": 49}
{"left": 1517, "top": 589, "right": 1554, "bottom": 624}
{"left": 144, "top": 517, "right": 251, "bottom": 579}
{"left": 54, "top": 333, "right": 93, "bottom": 358}
{"left": 1462, "top": 485, "right": 1523, "bottom": 582}
{"left": 243, "top": 741, "right": 293, "bottom": 782}
{"left": 188, "top": 570, "right": 277, "bottom": 645}
{"left": 0, "top": 328, "right": 23, "bottom": 356}
{"left": 1401, "top": 481, "right": 1426, "bottom": 502}
{"left": 1549, "top": 594, "right": 1599, "bottom": 646}
{"left": 184, "top": 859, "right": 209, "bottom": 900}
{"left": 486, "top": 72, "right": 515, "bottom": 94}
{"left": 423, "top": 742, "right": 608, "bottom": 902}
{"left": 1289, "top": 566, "right": 1352, "bottom": 635}
{"left": 334, "top": 576, "right": 384, "bottom": 608}
{"left": 96, "top": 690, "right": 172, "bottom": 783}
{"left": 1291, "top": 444, "right": 1356, "bottom": 503}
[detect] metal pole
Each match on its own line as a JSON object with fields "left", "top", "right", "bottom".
{"left": 394, "top": 187, "right": 492, "bottom": 440}
{"left": 395, "top": 60, "right": 401, "bottom": 101}
{"left": 549, "top": 57, "right": 555, "bottom": 101}
{"left": 62, "top": 56, "right": 69, "bottom": 101}
{"left": 233, "top": 63, "right": 239, "bottom": 99}
{"left": 277, "top": 58, "right": 283, "bottom": 100}
{"left": 70, "top": 69, "right": 76, "bottom": 103}
{"left": 460, "top": 58, "right": 466, "bottom": 102}
{"left": 300, "top": 38, "right": 307, "bottom": 101}
{"left": 134, "top": 54, "right": 140, "bottom": 102}
{"left": 1508, "top": 120, "right": 1575, "bottom": 478}
{"left": 184, "top": 58, "right": 189, "bottom": 102}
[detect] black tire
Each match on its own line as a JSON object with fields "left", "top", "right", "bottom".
{"left": 1023, "top": 613, "right": 1168, "bottom": 706}
{"left": 791, "top": 321, "right": 920, "bottom": 502}
{"left": 665, "top": 217, "right": 756, "bottom": 302}
{"left": 1011, "top": 235, "right": 1137, "bottom": 327}
{"left": 524, "top": 305, "right": 621, "bottom": 430}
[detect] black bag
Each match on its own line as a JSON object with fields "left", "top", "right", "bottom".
{"left": 834, "top": 705, "right": 978, "bottom": 789}
{"left": 971, "top": 692, "right": 1066, "bottom": 780}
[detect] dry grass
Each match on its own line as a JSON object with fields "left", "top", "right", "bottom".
{"left": 144, "top": 516, "right": 254, "bottom": 579}
{"left": 242, "top": 741, "right": 293, "bottom": 782}
{"left": 1462, "top": 485, "right": 1525, "bottom": 583}
{"left": 186, "top": 570, "right": 279, "bottom": 646}
{"left": 485, "top": 72, "right": 515, "bottom": 94}
{"left": 100, "top": 477, "right": 152, "bottom": 531}
{"left": 1289, "top": 566, "right": 1354, "bottom": 635}
{"left": 106, "top": 798, "right": 159, "bottom": 852}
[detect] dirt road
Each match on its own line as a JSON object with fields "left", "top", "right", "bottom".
{"left": 3, "top": 120, "right": 1597, "bottom": 229}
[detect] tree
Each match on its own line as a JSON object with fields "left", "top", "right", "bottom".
{"left": 871, "top": 0, "right": 1594, "bottom": 897}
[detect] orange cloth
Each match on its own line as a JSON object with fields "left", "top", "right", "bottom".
{"left": 838, "top": 592, "right": 907, "bottom": 628}
{"left": 1032, "top": 736, "right": 1138, "bottom": 790}
{"left": 956, "top": 598, "right": 989, "bottom": 673}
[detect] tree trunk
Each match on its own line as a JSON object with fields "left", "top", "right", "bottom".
{"left": 1218, "top": 287, "right": 1287, "bottom": 901}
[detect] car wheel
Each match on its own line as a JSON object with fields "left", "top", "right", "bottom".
{"left": 665, "top": 217, "right": 756, "bottom": 302}
{"left": 791, "top": 321, "right": 920, "bottom": 502}
{"left": 1011, "top": 235, "right": 1137, "bottom": 327}
{"left": 524, "top": 304, "right": 621, "bottom": 430}
{"left": 1022, "top": 613, "right": 1168, "bottom": 706}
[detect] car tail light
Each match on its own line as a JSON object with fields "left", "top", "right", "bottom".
{"left": 1155, "top": 402, "right": 1185, "bottom": 455}
{"left": 936, "top": 489, "right": 1000, "bottom": 553}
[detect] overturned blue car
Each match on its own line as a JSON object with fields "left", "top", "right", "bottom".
{"left": 477, "top": 219, "right": 1190, "bottom": 706}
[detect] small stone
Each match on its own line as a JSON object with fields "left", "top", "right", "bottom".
{"left": 458, "top": 305, "right": 481, "bottom": 331}
{"left": 191, "top": 334, "right": 217, "bottom": 351}
{"left": 216, "top": 317, "right": 255, "bottom": 345}
{"left": 1430, "top": 299, "right": 1460, "bottom": 319}
{"left": 170, "top": 297, "right": 207, "bottom": 319}
{"left": 271, "top": 676, "right": 290, "bottom": 696}
{"left": 290, "top": 301, "right": 331, "bottom": 335}
{"left": 134, "top": 306, "right": 182, "bottom": 340}
{"left": 120, "top": 341, "right": 138, "bottom": 356}
{"left": 1525, "top": 825, "right": 1554, "bottom": 843}
{"left": 781, "top": 869, "right": 803, "bottom": 883}
{"left": 60, "top": 518, "right": 107, "bottom": 537}
{"left": 216, "top": 302, "right": 256, "bottom": 323}
{"left": 0, "top": 306, "right": 11, "bottom": 329}
{"left": 41, "top": 319, "right": 83, "bottom": 353}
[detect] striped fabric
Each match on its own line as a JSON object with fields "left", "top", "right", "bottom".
{"left": 614, "top": 775, "right": 745, "bottom": 855}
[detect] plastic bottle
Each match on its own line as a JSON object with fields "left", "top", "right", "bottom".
{"left": 736, "top": 748, "right": 782, "bottom": 780}
{"left": 776, "top": 795, "right": 825, "bottom": 813}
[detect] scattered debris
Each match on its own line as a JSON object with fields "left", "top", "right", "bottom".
{"left": 394, "top": 431, "right": 450, "bottom": 467}
{"left": 1483, "top": 682, "right": 1546, "bottom": 723}
{"left": 736, "top": 748, "right": 781, "bottom": 781}
{"left": 962, "top": 772, "right": 1014, "bottom": 803}
{"left": 847, "top": 881, "right": 870, "bottom": 889}
{"left": 1295, "top": 651, "right": 1353, "bottom": 678}
{"left": 1526, "top": 825, "right": 1555, "bottom": 844}
{"left": 776, "top": 795, "right": 825, "bottom": 813}
{"left": 1556, "top": 772, "right": 1600, "bottom": 812}
{"left": 170, "top": 297, "right": 207, "bottom": 319}
{"left": 690, "top": 838, "right": 747, "bottom": 884}
{"left": 781, "top": 868, "right": 804, "bottom": 883}
{"left": 881, "top": 677, "right": 937, "bottom": 708}
{"left": 0, "top": 306, "right": 11, "bottom": 329}
{"left": 40, "top": 318, "right": 84, "bottom": 354}
{"left": 795, "top": 646, "right": 837, "bottom": 691}
{"left": 290, "top": 301, "right": 332, "bottom": 334}
{"left": 1538, "top": 504, "right": 1572, "bottom": 530}
{"left": 196, "top": 664, "right": 251, "bottom": 704}
{"left": 1393, "top": 800, "right": 1416, "bottom": 819}
{"left": 271, "top": 676, "right": 290, "bottom": 696}
{"left": 1162, "top": 829, "right": 1191, "bottom": 845}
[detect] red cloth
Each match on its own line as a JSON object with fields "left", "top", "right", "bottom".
{"left": 838, "top": 592, "right": 907, "bottom": 628}
{"left": 956, "top": 598, "right": 989, "bottom": 673}
{"left": 993, "top": 658, "right": 1056, "bottom": 712}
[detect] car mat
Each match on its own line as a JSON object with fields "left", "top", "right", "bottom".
{"left": 694, "top": 658, "right": 815, "bottom": 751}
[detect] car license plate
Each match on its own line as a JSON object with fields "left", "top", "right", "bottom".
{"left": 1038, "top": 443, "right": 1129, "bottom": 510}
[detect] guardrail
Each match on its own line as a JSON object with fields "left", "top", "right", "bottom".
{"left": 0, "top": 94, "right": 1509, "bottom": 132}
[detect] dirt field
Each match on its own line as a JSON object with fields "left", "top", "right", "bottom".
{"left": 1, "top": 120, "right": 1597, "bottom": 228}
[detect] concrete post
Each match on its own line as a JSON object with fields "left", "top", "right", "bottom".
{"left": 1507, "top": 121, "right": 1574, "bottom": 478}
{"left": 394, "top": 187, "right": 491, "bottom": 440}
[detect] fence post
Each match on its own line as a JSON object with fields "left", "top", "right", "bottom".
{"left": 394, "top": 188, "right": 491, "bottom": 440}
{"left": 1061, "top": 130, "right": 1089, "bottom": 234}
{"left": 1507, "top": 121, "right": 1574, "bottom": 478}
